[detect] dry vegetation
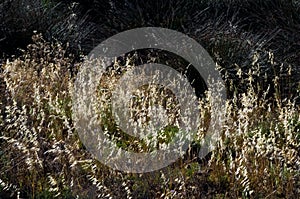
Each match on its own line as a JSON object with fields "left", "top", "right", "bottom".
{"left": 0, "top": 0, "right": 300, "bottom": 198}
{"left": 0, "top": 34, "right": 299, "bottom": 198}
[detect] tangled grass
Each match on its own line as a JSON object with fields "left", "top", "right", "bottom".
{"left": 0, "top": 34, "right": 299, "bottom": 198}
{"left": 0, "top": 0, "right": 299, "bottom": 198}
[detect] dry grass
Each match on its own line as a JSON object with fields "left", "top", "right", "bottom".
{"left": 0, "top": 34, "right": 299, "bottom": 198}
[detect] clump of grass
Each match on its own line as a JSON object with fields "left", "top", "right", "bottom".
{"left": 0, "top": 34, "right": 96, "bottom": 198}
{"left": 209, "top": 87, "right": 300, "bottom": 198}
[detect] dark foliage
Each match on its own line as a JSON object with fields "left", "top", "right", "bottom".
{"left": 0, "top": 0, "right": 299, "bottom": 101}
{"left": 0, "top": 0, "right": 92, "bottom": 57}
